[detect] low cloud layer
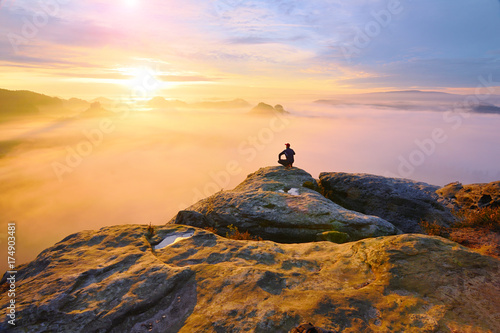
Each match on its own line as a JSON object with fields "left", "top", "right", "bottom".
{"left": 1, "top": 103, "right": 499, "bottom": 271}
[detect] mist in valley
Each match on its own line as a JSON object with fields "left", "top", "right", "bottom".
{"left": 1, "top": 98, "right": 500, "bottom": 272}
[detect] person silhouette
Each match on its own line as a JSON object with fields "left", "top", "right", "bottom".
{"left": 278, "top": 143, "right": 295, "bottom": 169}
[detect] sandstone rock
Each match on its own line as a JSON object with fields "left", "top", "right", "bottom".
{"left": 437, "top": 180, "right": 500, "bottom": 211}
{"left": 2, "top": 224, "right": 499, "bottom": 332}
{"left": 249, "top": 102, "right": 289, "bottom": 115}
{"left": 0, "top": 225, "right": 197, "bottom": 333}
{"left": 170, "top": 167, "right": 399, "bottom": 242}
{"left": 289, "top": 322, "right": 335, "bottom": 333}
{"left": 319, "top": 172, "right": 455, "bottom": 233}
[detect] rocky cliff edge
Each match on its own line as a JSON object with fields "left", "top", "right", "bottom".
{"left": 1, "top": 167, "right": 500, "bottom": 332}
{"left": 1, "top": 224, "right": 499, "bottom": 332}
{"left": 170, "top": 167, "right": 400, "bottom": 243}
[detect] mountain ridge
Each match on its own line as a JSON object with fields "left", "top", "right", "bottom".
{"left": 315, "top": 90, "right": 500, "bottom": 114}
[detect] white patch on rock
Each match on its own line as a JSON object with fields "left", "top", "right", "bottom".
{"left": 278, "top": 188, "right": 300, "bottom": 195}
{"left": 154, "top": 231, "right": 195, "bottom": 250}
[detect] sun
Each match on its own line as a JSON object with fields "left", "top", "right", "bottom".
{"left": 119, "top": 66, "right": 163, "bottom": 99}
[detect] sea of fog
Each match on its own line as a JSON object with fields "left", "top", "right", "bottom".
{"left": 1, "top": 104, "right": 500, "bottom": 271}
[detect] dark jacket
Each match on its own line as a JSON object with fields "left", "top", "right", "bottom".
{"left": 279, "top": 148, "right": 295, "bottom": 163}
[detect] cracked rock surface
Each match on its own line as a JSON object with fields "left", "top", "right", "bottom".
{"left": 1, "top": 224, "right": 499, "bottom": 332}
{"left": 170, "top": 167, "right": 399, "bottom": 243}
{"left": 319, "top": 172, "right": 455, "bottom": 233}
{"left": 437, "top": 180, "right": 500, "bottom": 211}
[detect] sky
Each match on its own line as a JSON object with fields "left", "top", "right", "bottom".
{"left": 1, "top": 0, "right": 500, "bottom": 271}
{"left": 1, "top": 0, "right": 500, "bottom": 100}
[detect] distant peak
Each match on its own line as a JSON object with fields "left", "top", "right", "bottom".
{"left": 81, "top": 101, "right": 115, "bottom": 118}
{"left": 382, "top": 90, "right": 452, "bottom": 95}
{"left": 249, "top": 102, "right": 289, "bottom": 115}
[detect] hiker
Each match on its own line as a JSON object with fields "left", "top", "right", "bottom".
{"left": 278, "top": 143, "right": 295, "bottom": 169}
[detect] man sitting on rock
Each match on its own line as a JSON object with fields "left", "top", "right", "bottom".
{"left": 278, "top": 143, "right": 295, "bottom": 169}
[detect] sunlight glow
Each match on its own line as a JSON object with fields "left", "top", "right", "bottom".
{"left": 120, "top": 66, "right": 163, "bottom": 99}
{"left": 124, "top": 0, "right": 138, "bottom": 7}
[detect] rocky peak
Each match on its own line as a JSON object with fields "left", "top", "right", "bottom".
{"left": 249, "top": 102, "right": 289, "bottom": 115}
{"left": 80, "top": 101, "right": 115, "bottom": 118}
{"left": 171, "top": 166, "right": 399, "bottom": 243}
{"left": 234, "top": 166, "right": 318, "bottom": 192}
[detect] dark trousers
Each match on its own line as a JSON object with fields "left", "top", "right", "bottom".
{"left": 278, "top": 159, "right": 293, "bottom": 167}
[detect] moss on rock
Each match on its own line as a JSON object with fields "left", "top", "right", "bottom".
{"left": 318, "top": 231, "right": 351, "bottom": 244}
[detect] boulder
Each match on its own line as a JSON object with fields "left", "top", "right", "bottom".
{"left": 437, "top": 180, "right": 500, "bottom": 211}
{"left": 2, "top": 224, "right": 499, "bottom": 332}
{"left": 319, "top": 172, "right": 455, "bottom": 233}
{"left": 170, "top": 167, "right": 399, "bottom": 243}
